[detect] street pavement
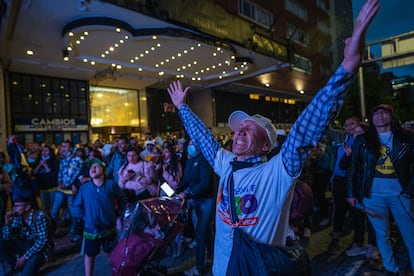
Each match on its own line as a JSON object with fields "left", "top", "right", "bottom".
{"left": 39, "top": 217, "right": 413, "bottom": 275}
{"left": 1, "top": 212, "right": 412, "bottom": 275}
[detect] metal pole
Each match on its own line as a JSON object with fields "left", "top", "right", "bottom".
{"left": 358, "top": 67, "right": 366, "bottom": 120}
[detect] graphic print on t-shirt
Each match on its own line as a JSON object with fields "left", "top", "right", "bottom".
{"left": 216, "top": 185, "right": 259, "bottom": 226}
{"left": 375, "top": 145, "right": 395, "bottom": 177}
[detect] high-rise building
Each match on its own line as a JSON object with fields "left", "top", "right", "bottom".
{"left": 330, "top": 0, "right": 354, "bottom": 70}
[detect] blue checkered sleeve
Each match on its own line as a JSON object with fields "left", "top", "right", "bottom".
{"left": 281, "top": 65, "right": 356, "bottom": 176}
{"left": 24, "top": 212, "right": 50, "bottom": 260}
{"left": 178, "top": 105, "right": 221, "bottom": 167}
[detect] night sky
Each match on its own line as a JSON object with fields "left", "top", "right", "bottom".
{"left": 352, "top": 0, "right": 414, "bottom": 77}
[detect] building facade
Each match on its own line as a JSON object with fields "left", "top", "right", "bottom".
{"left": 0, "top": 0, "right": 343, "bottom": 147}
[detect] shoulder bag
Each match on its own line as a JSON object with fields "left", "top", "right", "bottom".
{"left": 226, "top": 172, "right": 311, "bottom": 275}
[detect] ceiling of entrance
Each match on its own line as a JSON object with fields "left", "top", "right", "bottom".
{"left": 0, "top": 0, "right": 288, "bottom": 91}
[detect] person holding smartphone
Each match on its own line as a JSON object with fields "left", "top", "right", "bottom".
{"left": 118, "top": 147, "right": 157, "bottom": 202}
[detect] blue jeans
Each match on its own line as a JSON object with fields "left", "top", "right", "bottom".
{"left": 190, "top": 197, "right": 215, "bottom": 268}
{"left": 40, "top": 189, "right": 56, "bottom": 214}
{"left": 51, "top": 191, "right": 75, "bottom": 235}
{"left": 363, "top": 194, "right": 414, "bottom": 273}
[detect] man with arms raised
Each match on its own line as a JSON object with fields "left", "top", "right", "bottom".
{"left": 167, "top": 0, "right": 379, "bottom": 274}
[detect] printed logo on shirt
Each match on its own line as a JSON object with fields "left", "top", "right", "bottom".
{"left": 375, "top": 145, "right": 395, "bottom": 176}
{"left": 216, "top": 186, "right": 259, "bottom": 226}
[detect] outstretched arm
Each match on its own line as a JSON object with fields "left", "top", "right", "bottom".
{"left": 341, "top": 0, "right": 380, "bottom": 72}
{"left": 167, "top": 81, "right": 221, "bottom": 167}
{"left": 281, "top": 0, "right": 379, "bottom": 177}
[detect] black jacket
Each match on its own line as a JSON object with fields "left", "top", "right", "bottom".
{"left": 347, "top": 131, "right": 414, "bottom": 200}
{"left": 177, "top": 153, "right": 214, "bottom": 199}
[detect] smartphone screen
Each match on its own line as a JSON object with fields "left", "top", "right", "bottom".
{"left": 161, "top": 182, "right": 175, "bottom": 197}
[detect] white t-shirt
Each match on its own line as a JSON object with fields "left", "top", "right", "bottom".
{"left": 212, "top": 148, "right": 295, "bottom": 275}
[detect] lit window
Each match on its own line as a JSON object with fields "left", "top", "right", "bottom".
{"left": 249, "top": 94, "right": 260, "bottom": 100}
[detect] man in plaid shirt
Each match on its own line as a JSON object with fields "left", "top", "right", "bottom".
{"left": 167, "top": 1, "right": 379, "bottom": 274}
{"left": 50, "top": 140, "right": 83, "bottom": 242}
{"left": 0, "top": 197, "right": 54, "bottom": 275}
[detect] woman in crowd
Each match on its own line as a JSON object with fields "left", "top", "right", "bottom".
{"left": 118, "top": 147, "right": 157, "bottom": 202}
{"left": 159, "top": 144, "right": 183, "bottom": 195}
{"left": 32, "top": 145, "right": 59, "bottom": 213}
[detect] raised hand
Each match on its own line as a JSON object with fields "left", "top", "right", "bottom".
{"left": 167, "top": 80, "right": 190, "bottom": 109}
{"left": 342, "top": 0, "right": 380, "bottom": 72}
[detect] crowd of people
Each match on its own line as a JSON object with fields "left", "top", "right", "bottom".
{"left": 0, "top": 1, "right": 413, "bottom": 275}
{"left": 0, "top": 132, "right": 228, "bottom": 275}
{"left": 0, "top": 110, "right": 412, "bottom": 275}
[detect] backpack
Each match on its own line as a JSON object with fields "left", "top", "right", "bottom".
{"left": 290, "top": 180, "right": 313, "bottom": 224}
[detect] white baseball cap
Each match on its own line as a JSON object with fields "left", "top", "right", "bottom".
{"left": 228, "top": 111, "right": 277, "bottom": 150}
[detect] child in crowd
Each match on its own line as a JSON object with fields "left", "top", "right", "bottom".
{"left": 72, "top": 158, "right": 127, "bottom": 276}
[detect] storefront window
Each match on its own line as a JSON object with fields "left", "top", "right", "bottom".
{"left": 9, "top": 72, "right": 89, "bottom": 146}
{"left": 90, "top": 86, "right": 139, "bottom": 127}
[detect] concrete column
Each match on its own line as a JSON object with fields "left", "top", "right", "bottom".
{"left": 188, "top": 88, "right": 214, "bottom": 128}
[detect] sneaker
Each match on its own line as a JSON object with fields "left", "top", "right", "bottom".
{"left": 345, "top": 243, "right": 367, "bottom": 257}
{"left": 318, "top": 218, "right": 330, "bottom": 227}
{"left": 366, "top": 244, "right": 379, "bottom": 260}
{"left": 188, "top": 240, "right": 197, "bottom": 249}
{"left": 71, "top": 235, "right": 81, "bottom": 243}
{"left": 327, "top": 239, "right": 339, "bottom": 255}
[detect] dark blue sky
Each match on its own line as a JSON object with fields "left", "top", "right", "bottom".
{"left": 352, "top": 0, "right": 414, "bottom": 77}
